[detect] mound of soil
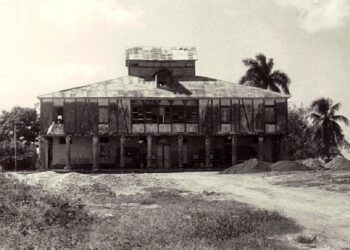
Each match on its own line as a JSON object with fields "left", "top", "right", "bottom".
{"left": 270, "top": 161, "right": 311, "bottom": 172}
{"left": 325, "top": 156, "right": 350, "bottom": 171}
{"left": 221, "top": 158, "right": 271, "bottom": 174}
{"left": 296, "top": 159, "right": 324, "bottom": 170}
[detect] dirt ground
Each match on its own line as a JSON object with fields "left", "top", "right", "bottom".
{"left": 10, "top": 170, "right": 350, "bottom": 249}
{"left": 151, "top": 171, "right": 350, "bottom": 249}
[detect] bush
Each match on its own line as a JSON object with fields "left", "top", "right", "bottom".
{"left": 0, "top": 144, "right": 37, "bottom": 171}
{"left": 0, "top": 174, "right": 92, "bottom": 249}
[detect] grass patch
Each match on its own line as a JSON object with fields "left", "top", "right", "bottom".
{"left": 0, "top": 173, "right": 92, "bottom": 249}
{"left": 88, "top": 189, "right": 300, "bottom": 250}
{"left": 1, "top": 174, "right": 300, "bottom": 249}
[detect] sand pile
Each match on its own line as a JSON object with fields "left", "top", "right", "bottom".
{"left": 9, "top": 171, "right": 115, "bottom": 201}
{"left": 221, "top": 158, "right": 271, "bottom": 174}
{"left": 325, "top": 156, "right": 350, "bottom": 171}
{"left": 270, "top": 161, "right": 311, "bottom": 171}
{"left": 296, "top": 159, "right": 324, "bottom": 170}
{"left": 10, "top": 171, "right": 173, "bottom": 200}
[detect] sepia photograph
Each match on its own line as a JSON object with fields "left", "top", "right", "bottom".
{"left": 0, "top": 0, "right": 349, "bottom": 249}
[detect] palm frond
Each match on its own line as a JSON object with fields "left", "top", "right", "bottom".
{"left": 270, "top": 71, "right": 290, "bottom": 94}
{"left": 255, "top": 53, "right": 267, "bottom": 66}
{"left": 242, "top": 58, "right": 258, "bottom": 68}
{"left": 332, "top": 115, "right": 350, "bottom": 126}
{"left": 267, "top": 58, "right": 274, "bottom": 73}
{"left": 308, "top": 112, "right": 321, "bottom": 121}
{"left": 331, "top": 102, "right": 341, "bottom": 112}
{"left": 267, "top": 82, "right": 280, "bottom": 92}
{"left": 310, "top": 98, "right": 331, "bottom": 115}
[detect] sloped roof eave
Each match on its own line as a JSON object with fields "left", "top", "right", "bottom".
{"left": 37, "top": 75, "right": 290, "bottom": 99}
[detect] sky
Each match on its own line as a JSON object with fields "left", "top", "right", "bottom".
{"left": 1, "top": 0, "right": 350, "bottom": 155}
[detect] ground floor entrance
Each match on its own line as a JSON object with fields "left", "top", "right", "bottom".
{"left": 40, "top": 134, "right": 283, "bottom": 171}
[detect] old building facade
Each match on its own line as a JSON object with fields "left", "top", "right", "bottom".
{"left": 38, "top": 47, "right": 289, "bottom": 171}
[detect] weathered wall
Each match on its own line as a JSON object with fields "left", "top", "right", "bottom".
{"left": 52, "top": 137, "right": 92, "bottom": 167}
{"left": 41, "top": 97, "right": 287, "bottom": 136}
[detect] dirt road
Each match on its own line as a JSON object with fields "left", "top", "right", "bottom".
{"left": 152, "top": 172, "right": 350, "bottom": 249}
{"left": 11, "top": 171, "right": 350, "bottom": 249}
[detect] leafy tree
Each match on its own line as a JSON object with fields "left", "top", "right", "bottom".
{"left": 239, "top": 53, "right": 291, "bottom": 95}
{"left": 0, "top": 107, "right": 39, "bottom": 170}
{"left": 283, "top": 104, "right": 322, "bottom": 160}
{"left": 0, "top": 106, "right": 39, "bottom": 144}
{"left": 308, "top": 97, "right": 350, "bottom": 162}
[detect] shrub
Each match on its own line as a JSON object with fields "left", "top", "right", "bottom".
{"left": 0, "top": 145, "right": 37, "bottom": 171}
{"left": 0, "top": 174, "right": 92, "bottom": 249}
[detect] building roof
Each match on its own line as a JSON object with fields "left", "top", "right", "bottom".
{"left": 126, "top": 47, "right": 198, "bottom": 61}
{"left": 38, "top": 76, "right": 290, "bottom": 99}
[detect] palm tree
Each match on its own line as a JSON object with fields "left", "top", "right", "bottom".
{"left": 239, "top": 53, "right": 291, "bottom": 95}
{"left": 308, "top": 97, "right": 349, "bottom": 162}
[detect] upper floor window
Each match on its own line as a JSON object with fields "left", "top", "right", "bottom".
{"left": 98, "top": 99, "right": 109, "bottom": 124}
{"left": 53, "top": 99, "right": 64, "bottom": 123}
{"left": 155, "top": 69, "right": 173, "bottom": 87}
{"left": 220, "top": 100, "right": 231, "bottom": 124}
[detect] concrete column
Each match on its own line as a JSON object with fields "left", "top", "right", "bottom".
{"left": 258, "top": 136, "right": 264, "bottom": 161}
{"left": 279, "top": 137, "right": 285, "bottom": 161}
{"left": 64, "top": 135, "right": 72, "bottom": 170}
{"left": 178, "top": 136, "right": 183, "bottom": 168}
{"left": 40, "top": 136, "right": 49, "bottom": 170}
{"left": 147, "top": 135, "right": 152, "bottom": 168}
{"left": 231, "top": 135, "right": 237, "bottom": 166}
{"left": 205, "top": 136, "right": 210, "bottom": 168}
{"left": 120, "top": 136, "right": 125, "bottom": 168}
{"left": 92, "top": 135, "right": 99, "bottom": 172}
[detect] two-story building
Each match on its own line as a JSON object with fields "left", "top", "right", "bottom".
{"left": 38, "top": 47, "right": 289, "bottom": 171}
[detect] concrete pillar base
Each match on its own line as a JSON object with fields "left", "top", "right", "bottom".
{"left": 178, "top": 136, "right": 184, "bottom": 168}
{"left": 231, "top": 135, "right": 237, "bottom": 166}
{"left": 92, "top": 135, "right": 99, "bottom": 172}
{"left": 258, "top": 136, "right": 264, "bottom": 161}
{"left": 64, "top": 135, "right": 72, "bottom": 171}
{"left": 205, "top": 136, "right": 210, "bottom": 168}
{"left": 120, "top": 136, "right": 126, "bottom": 168}
{"left": 147, "top": 135, "right": 152, "bottom": 168}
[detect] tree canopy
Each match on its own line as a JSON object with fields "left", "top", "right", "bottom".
{"left": 0, "top": 107, "right": 39, "bottom": 170}
{"left": 308, "top": 97, "right": 350, "bottom": 161}
{"left": 0, "top": 106, "right": 39, "bottom": 145}
{"left": 239, "top": 53, "right": 291, "bottom": 95}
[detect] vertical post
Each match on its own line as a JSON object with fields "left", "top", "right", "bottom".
{"left": 64, "top": 135, "right": 72, "bottom": 170}
{"left": 205, "top": 136, "right": 210, "bottom": 168}
{"left": 178, "top": 136, "right": 183, "bottom": 168}
{"left": 92, "top": 135, "right": 99, "bottom": 172}
{"left": 14, "top": 124, "right": 17, "bottom": 171}
{"left": 40, "top": 136, "right": 49, "bottom": 170}
{"left": 231, "top": 135, "right": 237, "bottom": 165}
{"left": 120, "top": 135, "right": 125, "bottom": 168}
{"left": 258, "top": 136, "right": 264, "bottom": 161}
{"left": 147, "top": 135, "right": 152, "bottom": 168}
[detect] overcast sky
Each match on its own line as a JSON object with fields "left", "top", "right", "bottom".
{"left": 1, "top": 0, "right": 349, "bottom": 152}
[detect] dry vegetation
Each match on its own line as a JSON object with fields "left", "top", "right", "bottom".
{"left": 1, "top": 173, "right": 300, "bottom": 249}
